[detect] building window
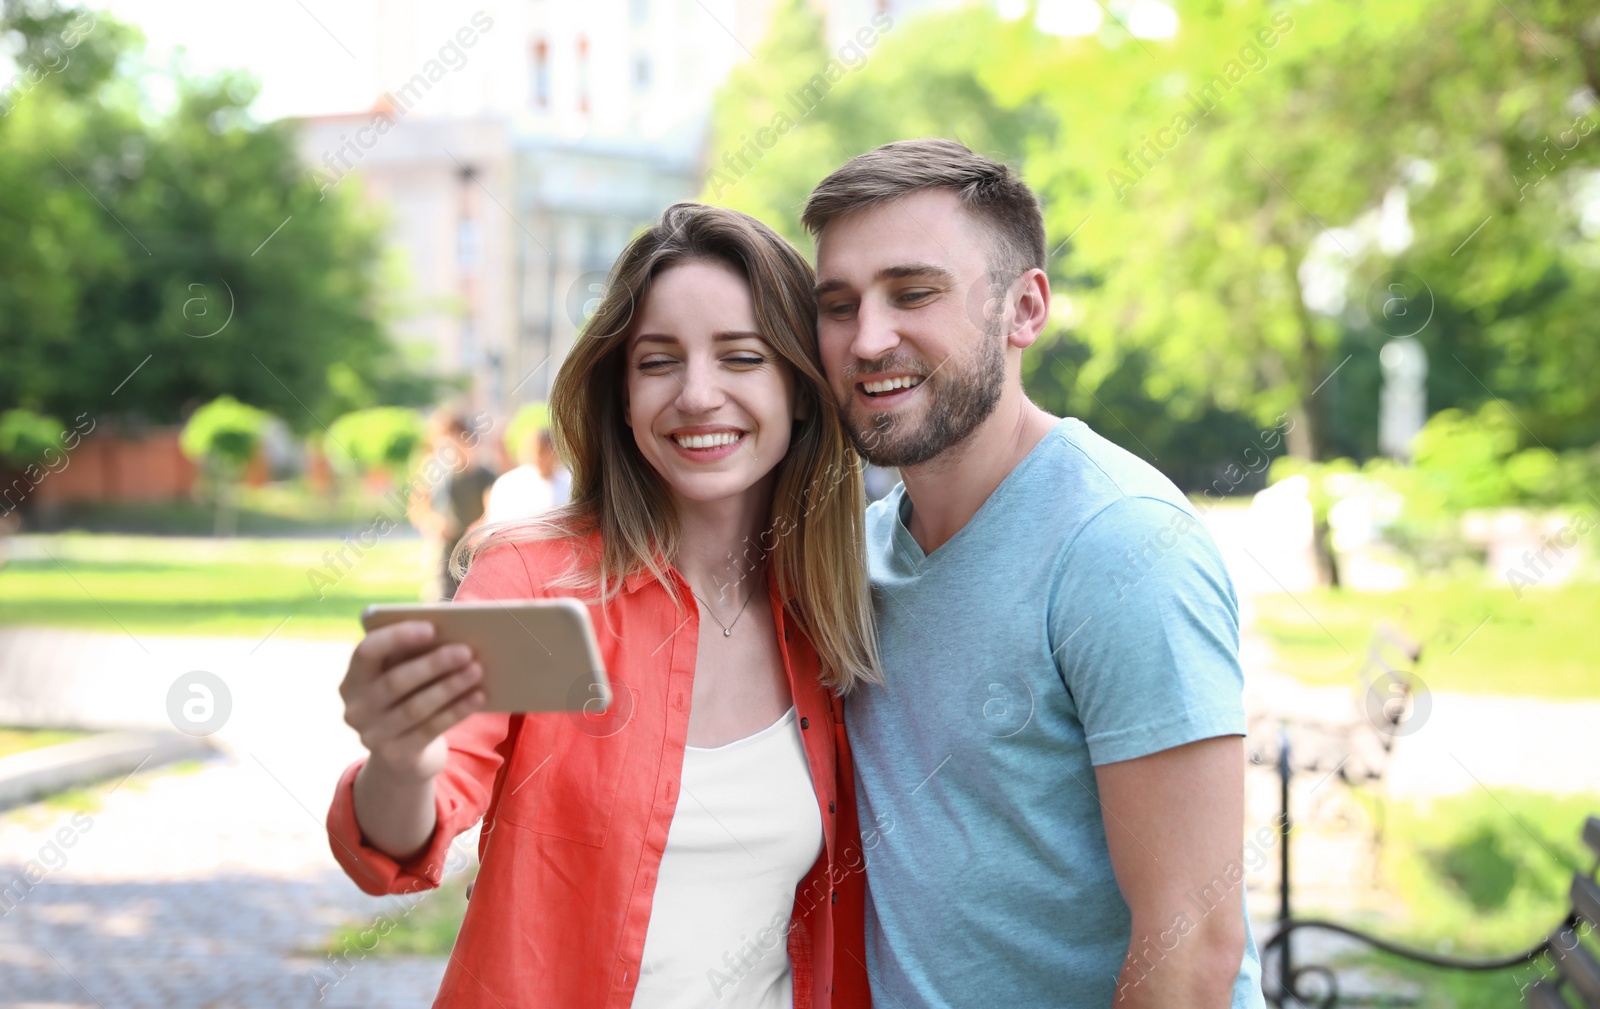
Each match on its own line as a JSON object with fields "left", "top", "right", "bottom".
{"left": 633, "top": 54, "right": 651, "bottom": 91}
{"left": 629, "top": 0, "right": 648, "bottom": 24}
{"left": 531, "top": 38, "right": 549, "bottom": 109}
{"left": 458, "top": 219, "right": 481, "bottom": 273}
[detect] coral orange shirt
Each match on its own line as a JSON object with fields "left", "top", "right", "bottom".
{"left": 325, "top": 532, "right": 871, "bottom": 1009}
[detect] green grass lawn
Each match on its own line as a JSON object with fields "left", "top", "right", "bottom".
{"left": 0, "top": 533, "right": 424, "bottom": 640}
{"left": 317, "top": 873, "right": 471, "bottom": 959}
{"left": 1311, "top": 789, "right": 1600, "bottom": 1008}
{"left": 1253, "top": 577, "right": 1600, "bottom": 699}
{"left": 0, "top": 726, "right": 90, "bottom": 759}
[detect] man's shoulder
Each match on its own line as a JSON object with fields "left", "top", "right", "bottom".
{"left": 1007, "top": 418, "right": 1196, "bottom": 540}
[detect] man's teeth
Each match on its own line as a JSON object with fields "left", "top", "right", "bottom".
{"left": 862, "top": 376, "right": 924, "bottom": 395}
{"left": 674, "top": 432, "right": 743, "bottom": 449}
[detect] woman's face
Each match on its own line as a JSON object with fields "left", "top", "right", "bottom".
{"left": 624, "top": 259, "right": 799, "bottom": 509}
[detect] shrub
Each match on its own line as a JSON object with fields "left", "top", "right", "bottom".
{"left": 0, "top": 409, "right": 66, "bottom": 467}
{"left": 180, "top": 397, "right": 272, "bottom": 475}
{"left": 325, "top": 407, "right": 427, "bottom": 478}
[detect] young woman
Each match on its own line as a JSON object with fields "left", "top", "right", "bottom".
{"left": 326, "top": 204, "right": 880, "bottom": 1009}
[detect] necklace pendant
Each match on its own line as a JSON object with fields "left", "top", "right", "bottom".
{"left": 723, "top": 627, "right": 732, "bottom": 637}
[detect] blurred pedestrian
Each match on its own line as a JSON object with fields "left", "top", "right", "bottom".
{"left": 407, "top": 410, "right": 496, "bottom": 601}
{"left": 483, "top": 427, "right": 568, "bottom": 523}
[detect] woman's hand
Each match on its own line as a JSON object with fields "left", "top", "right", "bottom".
{"left": 340, "top": 620, "right": 485, "bottom": 782}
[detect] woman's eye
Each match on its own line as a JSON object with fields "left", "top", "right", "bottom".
{"left": 727, "top": 355, "right": 766, "bottom": 366}
{"left": 636, "top": 359, "right": 675, "bottom": 371}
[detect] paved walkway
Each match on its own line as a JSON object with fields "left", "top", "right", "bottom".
{"left": 0, "top": 628, "right": 462, "bottom": 1007}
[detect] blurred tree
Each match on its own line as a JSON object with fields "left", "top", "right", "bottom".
{"left": 705, "top": 0, "right": 1600, "bottom": 470}
{"left": 703, "top": 0, "right": 1055, "bottom": 245}
{"left": 325, "top": 406, "right": 426, "bottom": 483}
{"left": 0, "top": 2, "right": 438, "bottom": 431}
{"left": 0, "top": 409, "right": 66, "bottom": 468}
{"left": 1029, "top": 0, "right": 1600, "bottom": 460}
{"left": 179, "top": 395, "right": 271, "bottom": 534}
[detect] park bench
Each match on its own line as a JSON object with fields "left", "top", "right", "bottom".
{"left": 1262, "top": 814, "right": 1600, "bottom": 1007}
{"left": 1254, "top": 623, "right": 1600, "bottom": 1006}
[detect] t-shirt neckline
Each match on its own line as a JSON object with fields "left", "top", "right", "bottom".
{"left": 891, "top": 416, "right": 1077, "bottom": 567}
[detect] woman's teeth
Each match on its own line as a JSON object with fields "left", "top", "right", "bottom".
{"left": 862, "top": 376, "right": 924, "bottom": 395}
{"left": 673, "top": 431, "right": 743, "bottom": 449}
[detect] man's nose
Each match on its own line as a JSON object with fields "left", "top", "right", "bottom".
{"left": 850, "top": 297, "right": 901, "bottom": 363}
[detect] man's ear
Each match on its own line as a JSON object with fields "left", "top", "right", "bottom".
{"left": 1007, "top": 268, "right": 1051, "bottom": 351}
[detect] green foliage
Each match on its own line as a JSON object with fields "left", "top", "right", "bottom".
{"left": 1344, "top": 790, "right": 1600, "bottom": 1008}
{"left": 705, "top": 0, "right": 1600, "bottom": 469}
{"left": 1268, "top": 404, "right": 1599, "bottom": 570}
{"left": 0, "top": 2, "right": 437, "bottom": 429}
{"left": 504, "top": 400, "right": 550, "bottom": 461}
{"left": 1409, "top": 404, "right": 1522, "bottom": 512}
{"left": 325, "top": 407, "right": 426, "bottom": 476}
{"left": 0, "top": 409, "right": 65, "bottom": 466}
{"left": 703, "top": 0, "right": 1053, "bottom": 246}
{"left": 179, "top": 396, "right": 271, "bottom": 474}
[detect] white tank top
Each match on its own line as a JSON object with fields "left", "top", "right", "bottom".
{"left": 630, "top": 706, "right": 824, "bottom": 1009}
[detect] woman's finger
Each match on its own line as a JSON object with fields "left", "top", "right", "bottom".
{"left": 342, "top": 621, "right": 436, "bottom": 698}
{"left": 381, "top": 683, "right": 488, "bottom": 757}
{"left": 346, "top": 641, "right": 473, "bottom": 730}
{"left": 361, "top": 662, "right": 484, "bottom": 750}
{"left": 374, "top": 643, "right": 475, "bottom": 710}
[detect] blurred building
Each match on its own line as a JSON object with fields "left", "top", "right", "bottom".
{"left": 290, "top": 0, "right": 922, "bottom": 414}
{"left": 290, "top": 0, "right": 775, "bottom": 415}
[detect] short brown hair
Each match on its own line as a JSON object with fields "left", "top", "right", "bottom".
{"left": 802, "top": 139, "right": 1047, "bottom": 282}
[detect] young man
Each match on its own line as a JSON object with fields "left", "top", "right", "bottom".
{"left": 805, "top": 140, "right": 1265, "bottom": 1007}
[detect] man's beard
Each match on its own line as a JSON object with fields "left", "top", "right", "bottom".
{"left": 845, "top": 315, "right": 1006, "bottom": 468}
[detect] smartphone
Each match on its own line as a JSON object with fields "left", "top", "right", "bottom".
{"left": 360, "top": 599, "right": 611, "bottom": 714}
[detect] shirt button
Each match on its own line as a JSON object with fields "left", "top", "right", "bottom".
{"left": 800, "top": 717, "right": 809, "bottom": 729}
{"left": 831, "top": 892, "right": 838, "bottom": 904}
{"left": 828, "top": 801, "right": 835, "bottom": 813}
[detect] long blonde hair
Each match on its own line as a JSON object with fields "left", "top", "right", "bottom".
{"left": 457, "top": 203, "right": 881, "bottom": 693}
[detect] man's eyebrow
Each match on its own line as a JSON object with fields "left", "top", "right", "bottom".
{"left": 879, "top": 262, "right": 957, "bottom": 284}
{"left": 814, "top": 277, "right": 850, "bottom": 299}
{"left": 813, "top": 262, "right": 958, "bottom": 299}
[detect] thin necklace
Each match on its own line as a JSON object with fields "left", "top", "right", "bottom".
{"left": 691, "top": 583, "right": 757, "bottom": 637}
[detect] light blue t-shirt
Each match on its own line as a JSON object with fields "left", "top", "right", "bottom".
{"left": 849, "top": 416, "right": 1265, "bottom": 1007}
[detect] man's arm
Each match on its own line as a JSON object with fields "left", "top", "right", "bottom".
{"left": 1096, "top": 735, "right": 1247, "bottom": 1008}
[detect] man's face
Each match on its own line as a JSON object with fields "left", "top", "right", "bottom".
{"left": 813, "top": 189, "right": 1007, "bottom": 468}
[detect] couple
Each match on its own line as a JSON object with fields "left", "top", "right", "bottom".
{"left": 326, "top": 140, "right": 1265, "bottom": 1008}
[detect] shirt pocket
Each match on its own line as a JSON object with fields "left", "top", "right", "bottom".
{"left": 493, "top": 691, "right": 639, "bottom": 848}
